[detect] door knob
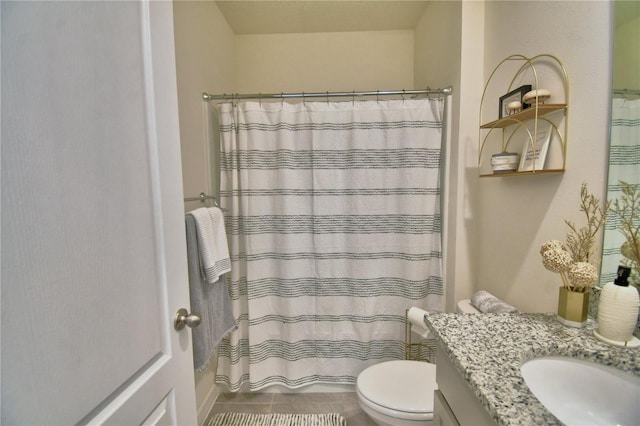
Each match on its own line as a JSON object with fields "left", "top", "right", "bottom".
{"left": 174, "top": 308, "right": 201, "bottom": 330}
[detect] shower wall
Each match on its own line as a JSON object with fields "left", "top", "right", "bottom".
{"left": 234, "top": 30, "right": 414, "bottom": 93}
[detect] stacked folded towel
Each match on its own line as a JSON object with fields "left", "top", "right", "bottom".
{"left": 471, "top": 290, "right": 520, "bottom": 313}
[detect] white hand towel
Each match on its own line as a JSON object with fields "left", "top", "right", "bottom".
{"left": 187, "top": 207, "right": 231, "bottom": 284}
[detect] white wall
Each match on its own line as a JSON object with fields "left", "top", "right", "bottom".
{"left": 174, "top": 0, "right": 235, "bottom": 211}
{"left": 477, "top": 0, "right": 613, "bottom": 313}
{"left": 173, "top": 0, "right": 235, "bottom": 422}
{"left": 234, "top": 30, "right": 414, "bottom": 93}
{"left": 446, "top": 0, "right": 487, "bottom": 312}
{"left": 413, "top": 0, "right": 483, "bottom": 313}
{"left": 614, "top": 0, "right": 640, "bottom": 91}
{"left": 413, "top": 1, "right": 461, "bottom": 91}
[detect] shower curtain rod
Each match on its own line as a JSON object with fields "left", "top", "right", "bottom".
{"left": 202, "top": 87, "right": 452, "bottom": 101}
{"left": 184, "top": 192, "right": 227, "bottom": 210}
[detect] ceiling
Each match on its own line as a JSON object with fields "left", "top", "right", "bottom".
{"left": 215, "top": 1, "right": 431, "bottom": 35}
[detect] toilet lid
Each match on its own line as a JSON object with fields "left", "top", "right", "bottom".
{"left": 356, "top": 360, "right": 437, "bottom": 414}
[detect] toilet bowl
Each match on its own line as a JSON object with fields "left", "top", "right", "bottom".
{"left": 356, "top": 301, "right": 480, "bottom": 426}
{"left": 356, "top": 360, "right": 437, "bottom": 426}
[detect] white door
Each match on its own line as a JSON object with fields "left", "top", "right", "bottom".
{"left": 1, "top": 1, "right": 197, "bottom": 424}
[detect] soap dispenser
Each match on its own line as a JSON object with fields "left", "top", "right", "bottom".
{"left": 595, "top": 266, "right": 640, "bottom": 346}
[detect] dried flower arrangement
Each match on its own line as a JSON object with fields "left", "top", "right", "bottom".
{"left": 540, "top": 183, "right": 609, "bottom": 293}
{"left": 609, "top": 181, "right": 640, "bottom": 288}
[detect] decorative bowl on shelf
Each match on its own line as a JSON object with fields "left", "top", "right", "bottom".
{"left": 491, "top": 152, "right": 520, "bottom": 173}
{"left": 523, "top": 89, "right": 551, "bottom": 105}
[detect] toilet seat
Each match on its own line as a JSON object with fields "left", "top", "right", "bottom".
{"left": 356, "top": 360, "right": 437, "bottom": 421}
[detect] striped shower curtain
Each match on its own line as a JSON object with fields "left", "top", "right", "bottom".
{"left": 601, "top": 97, "right": 640, "bottom": 284}
{"left": 215, "top": 98, "right": 445, "bottom": 391}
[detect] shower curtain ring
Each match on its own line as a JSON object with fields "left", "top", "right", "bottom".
{"left": 326, "top": 91, "right": 329, "bottom": 105}
{"left": 377, "top": 90, "right": 380, "bottom": 103}
{"left": 281, "top": 93, "right": 284, "bottom": 106}
{"left": 402, "top": 89, "right": 406, "bottom": 102}
{"left": 352, "top": 90, "right": 355, "bottom": 106}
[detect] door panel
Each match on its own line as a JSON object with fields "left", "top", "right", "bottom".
{"left": 1, "top": 1, "right": 196, "bottom": 424}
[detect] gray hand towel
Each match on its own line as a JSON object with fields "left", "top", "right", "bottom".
{"left": 186, "top": 214, "right": 237, "bottom": 371}
{"left": 471, "top": 290, "right": 520, "bottom": 313}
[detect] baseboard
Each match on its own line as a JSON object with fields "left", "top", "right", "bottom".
{"left": 197, "top": 384, "right": 220, "bottom": 426}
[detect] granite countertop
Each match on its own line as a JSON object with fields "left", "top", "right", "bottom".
{"left": 423, "top": 312, "right": 640, "bottom": 426}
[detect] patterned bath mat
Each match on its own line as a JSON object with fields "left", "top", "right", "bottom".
{"left": 207, "top": 412, "right": 347, "bottom": 426}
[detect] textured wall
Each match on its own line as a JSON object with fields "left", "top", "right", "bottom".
{"left": 477, "top": 1, "right": 612, "bottom": 313}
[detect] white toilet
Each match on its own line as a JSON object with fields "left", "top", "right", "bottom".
{"left": 355, "top": 300, "right": 479, "bottom": 426}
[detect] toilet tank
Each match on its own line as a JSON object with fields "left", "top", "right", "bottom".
{"left": 456, "top": 299, "right": 480, "bottom": 314}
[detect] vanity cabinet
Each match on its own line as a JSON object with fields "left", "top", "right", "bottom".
{"left": 433, "top": 345, "right": 495, "bottom": 426}
{"left": 433, "top": 390, "right": 459, "bottom": 426}
{"left": 478, "top": 54, "right": 569, "bottom": 177}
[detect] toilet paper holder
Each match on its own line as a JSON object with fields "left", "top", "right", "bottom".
{"left": 404, "top": 308, "right": 437, "bottom": 363}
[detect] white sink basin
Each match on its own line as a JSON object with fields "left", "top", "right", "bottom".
{"left": 521, "top": 356, "right": 640, "bottom": 425}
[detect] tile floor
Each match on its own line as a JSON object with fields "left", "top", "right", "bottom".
{"left": 207, "top": 390, "right": 377, "bottom": 425}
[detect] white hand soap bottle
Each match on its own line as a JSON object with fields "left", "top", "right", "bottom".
{"left": 595, "top": 266, "right": 640, "bottom": 347}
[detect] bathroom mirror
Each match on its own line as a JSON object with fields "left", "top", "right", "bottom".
{"left": 600, "top": 0, "right": 640, "bottom": 286}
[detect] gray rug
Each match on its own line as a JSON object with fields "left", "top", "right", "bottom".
{"left": 208, "top": 413, "right": 347, "bottom": 426}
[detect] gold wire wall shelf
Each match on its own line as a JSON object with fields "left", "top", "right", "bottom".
{"left": 478, "top": 54, "right": 569, "bottom": 177}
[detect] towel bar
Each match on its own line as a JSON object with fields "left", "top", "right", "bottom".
{"left": 184, "top": 192, "right": 227, "bottom": 211}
